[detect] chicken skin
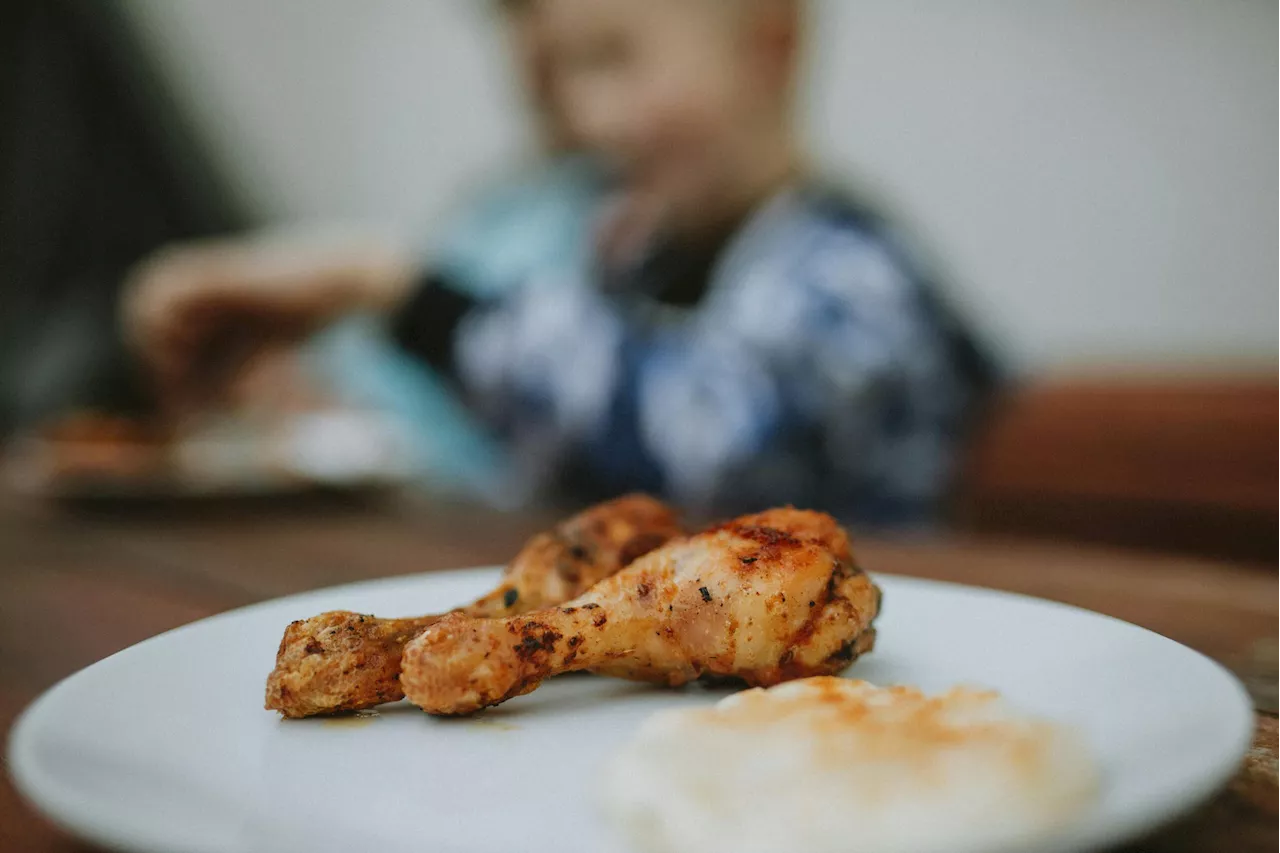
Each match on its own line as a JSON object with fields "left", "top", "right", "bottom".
{"left": 400, "top": 508, "right": 880, "bottom": 716}
{"left": 265, "top": 494, "right": 681, "bottom": 717}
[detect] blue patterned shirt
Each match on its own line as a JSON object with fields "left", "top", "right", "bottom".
{"left": 393, "top": 184, "right": 996, "bottom": 527}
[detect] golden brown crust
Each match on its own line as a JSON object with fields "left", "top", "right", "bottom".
{"left": 264, "top": 494, "right": 681, "bottom": 717}
{"left": 401, "top": 508, "right": 881, "bottom": 715}
{"left": 265, "top": 612, "right": 432, "bottom": 718}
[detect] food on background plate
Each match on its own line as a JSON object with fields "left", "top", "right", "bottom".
{"left": 6, "top": 411, "right": 172, "bottom": 487}
{"left": 601, "top": 677, "right": 1099, "bottom": 853}
{"left": 400, "top": 508, "right": 881, "bottom": 715}
{"left": 265, "top": 493, "right": 682, "bottom": 717}
{"left": 6, "top": 407, "right": 408, "bottom": 498}
{"left": 39, "top": 410, "right": 172, "bottom": 446}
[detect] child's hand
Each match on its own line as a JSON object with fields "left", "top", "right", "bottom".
{"left": 122, "top": 233, "right": 414, "bottom": 412}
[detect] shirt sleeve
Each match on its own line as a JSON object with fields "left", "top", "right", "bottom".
{"left": 686, "top": 228, "right": 964, "bottom": 521}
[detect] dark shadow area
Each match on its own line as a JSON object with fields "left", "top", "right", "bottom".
{"left": 0, "top": 0, "right": 246, "bottom": 436}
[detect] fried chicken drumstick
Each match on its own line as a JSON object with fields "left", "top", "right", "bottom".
{"left": 400, "top": 508, "right": 880, "bottom": 715}
{"left": 265, "top": 494, "right": 681, "bottom": 717}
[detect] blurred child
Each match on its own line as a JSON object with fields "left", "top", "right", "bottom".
{"left": 127, "top": 0, "right": 995, "bottom": 526}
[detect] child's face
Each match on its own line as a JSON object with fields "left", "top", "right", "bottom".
{"left": 543, "top": 0, "right": 790, "bottom": 233}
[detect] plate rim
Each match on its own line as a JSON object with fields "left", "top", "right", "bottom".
{"left": 7, "top": 568, "right": 1256, "bottom": 853}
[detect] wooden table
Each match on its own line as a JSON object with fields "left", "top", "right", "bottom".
{"left": 2, "top": 494, "right": 1275, "bottom": 852}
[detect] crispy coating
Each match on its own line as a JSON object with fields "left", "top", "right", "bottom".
{"left": 264, "top": 494, "right": 681, "bottom": 717}
{"left": 400, "top": 508, "right": 881, "bottom": 715}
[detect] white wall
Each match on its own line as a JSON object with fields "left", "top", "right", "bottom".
{"left": 123, "top": 0, "right": 533, "bottom": 233}
{"left": 805, "top": 1, "right": 1277, "bottom": 369}
{"left": 124, "top": 0, "right": 1277, "bottom": 370}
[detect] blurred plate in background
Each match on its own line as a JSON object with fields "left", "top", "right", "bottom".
{"left": 3, "top": 409, "right": 412, "bottom": 501}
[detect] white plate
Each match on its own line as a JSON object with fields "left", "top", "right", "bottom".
{"left": 8, "top": 570, "right": 1253, "bottom": 853}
